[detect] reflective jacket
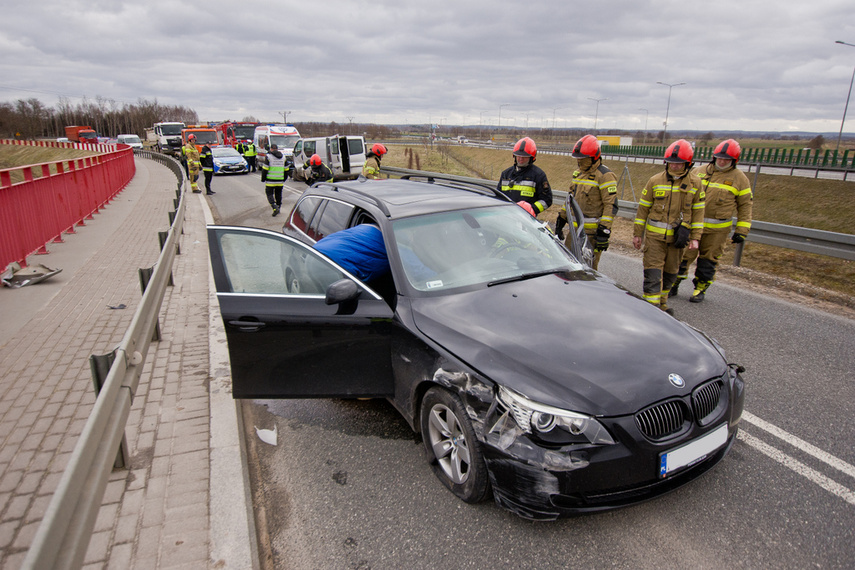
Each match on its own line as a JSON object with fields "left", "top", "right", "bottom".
{"left": 199, "top": 145, "right": 214, "bottom": 172}
{"left": 244, "top": 143, "right": 256, "bottom": 157}
{"left": 182, "top": 143, "right": 200, "bottom": 168}
{"left": 262, "top": 150, "right": 288, "bottom": 187}
{"left": 363, "top": 155, "right": 381, "bottom": 179}
{"left": 559, "top": 161, "right": 617, "bottom": 232}
{"left": 694, "top": 162, "right": 753, "bottom": 236}
{"left": 633, "top": 169, "right": 705, "bottom": 243}
{"left": 497, "top": 163, "right": 553, "bottom": 215}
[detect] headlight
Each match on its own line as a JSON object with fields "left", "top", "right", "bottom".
{"left": 497, "top": 386, "right": 614, "bottom": 445}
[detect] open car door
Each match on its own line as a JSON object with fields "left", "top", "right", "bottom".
{"left": 207, "top": 226, "right": 395, "bottom": 399}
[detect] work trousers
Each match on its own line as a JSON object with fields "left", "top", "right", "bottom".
{"left": 203, "top": 170, "right": 213, "bottom": 193}
{"left": 265, "top": 184, "right": 283, "bottom": 207}
{"left": 642, "top": 238, "right": 684, "bottom": 305}
{"left": 680, "top": 230, "right": 729, "bottom": 283}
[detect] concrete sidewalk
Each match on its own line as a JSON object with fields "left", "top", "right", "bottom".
{"left": 0, "top": 157, "right": 254, "bottom": 568}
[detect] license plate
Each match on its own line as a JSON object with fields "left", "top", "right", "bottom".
{"left": 659, "top": 423, "right": 728, "bottom": 478}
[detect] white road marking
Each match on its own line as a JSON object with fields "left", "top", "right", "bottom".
{"left": 738, "top": 431, "right": 855, "bottom": 507}
{"left": 742, "top": 411, "right": 855, "bottom": 480}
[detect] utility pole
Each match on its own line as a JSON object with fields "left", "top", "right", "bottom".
{"left": 657, "top": 82, "right": 685, "bottom": 140}
{"left": 280, "top": 111, "right": 291, "bottom": 124}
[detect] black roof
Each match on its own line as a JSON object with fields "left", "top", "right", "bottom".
{"left": 306, "top": 177, "right": 514, "bottom": 220}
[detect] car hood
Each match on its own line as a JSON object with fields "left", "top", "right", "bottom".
{"left": 216, "top": 157, "right": 244, "bottom": 164}
{"left": 409, "top": 271, "right": 726, "bottom": 416}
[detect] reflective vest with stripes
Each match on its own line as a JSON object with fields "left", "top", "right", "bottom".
{"left": 633, "top": 169, "right": 705, "bottom": 242}
{"left": 694, "top": 163, "right": 753, "bottom": 236}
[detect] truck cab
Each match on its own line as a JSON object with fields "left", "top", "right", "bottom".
{"left": 153, "top": 122, "right": 186, "bottom": 155}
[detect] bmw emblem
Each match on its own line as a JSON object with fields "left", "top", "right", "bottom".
{"left": 668, "top": 373, "right": 685, "bottom": 388}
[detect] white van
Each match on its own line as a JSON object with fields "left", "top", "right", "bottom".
{"left": 253, "top": 124, "right": 301, "bottom": 166}
{"left": 292, "top": 135, "right": 366, "bottom": 181}
{"left": 116, "top": 134, "right": 143, "bottom": 149}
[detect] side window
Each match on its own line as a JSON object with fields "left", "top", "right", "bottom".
{"left": 290, "top": 196, "right": 321, "bottom": 237}
{"left": 259, "top": 135, "right": 268, "bottom": 150}
{"left": 330, "top": 139, "right": 339, "bottom": 155}
{"left": 313, "top": 199, "right": 354, "bottom": 241}
{"left": 217, "top": 231, "right": 346, "bottom": 296}
{"left": 294, "top": 140, "right": 302, "bottom": 155}
{"left": 304, "top": 141, "right": 316, "bottom": 155}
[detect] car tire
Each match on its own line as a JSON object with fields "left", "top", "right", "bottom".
{"left": 420, "top": 387, "right": 490, "bottom": 503}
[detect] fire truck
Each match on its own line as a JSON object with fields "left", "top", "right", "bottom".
{"left": 215, "top": 121, "right": 260, "bottom": 147}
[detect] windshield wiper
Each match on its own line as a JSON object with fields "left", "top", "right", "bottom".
{"left": 487, "top": 269, "right": 559, "bottom": 287}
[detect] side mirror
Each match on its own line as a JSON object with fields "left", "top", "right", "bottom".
{"left": 325, "top": 279, "right": 362, "bottom": 305}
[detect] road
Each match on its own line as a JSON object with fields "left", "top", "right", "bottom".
{"left": 207, "top": 171, "right": 855, "bottom": 570}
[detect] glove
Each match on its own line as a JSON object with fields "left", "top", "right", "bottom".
{"left": 516, "top": 201, "right": 536, "bottom": 217}
{"left": 673, "top": 224, "right": 691, "bottom": 249}
{"left": 594, "top": 224, "right": 611, "bottom": 252}
{"left": 554, "top": 216, "right": 567, "bottom": 240}
{"left": 731, "top": 233, "right": 745, "bottom": 244}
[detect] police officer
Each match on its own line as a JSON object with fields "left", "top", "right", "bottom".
{"left": 497, "top": 137, "right": 552, "bottom": 218}
{"left": 363, "top": 143, "right": 387, "bottom": 179}
{"left": 632, "top": 140, "right": 705, "bottom": 314}
{"left": 670, "top": 139, "right": 753, "bottom": 303}
{"left": 555, "top": 134, "right": 617, "bottom": 270}
{"left": 243, "top": 141, "right": 257, "bottom": 172}
{"left": 261, "top": 144, "right": 288, "bottom": 216}
{"left": 304, "top": 154, "right": 334, "bottom": 185}
{"left": 182, "top": 134, "right": 201, "bottom": 193}
{"left": 199, "top": 143, "right": 215, "bottom": 195}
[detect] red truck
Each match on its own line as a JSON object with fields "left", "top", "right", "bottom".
{"left": 65, "top": 125, "right": 99, "bottom": 144}
{"left": 214, "top": 121, "right": 260, "bottom": 147}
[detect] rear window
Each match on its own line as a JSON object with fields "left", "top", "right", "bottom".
{"left": 289, "top": 196, "right": 322, "bottom": 237}
{"left": 348, "top": 138, "right": 364, "bottom": 155}
{"left": 314, "top": 199, "right": 354, "bottom": 241}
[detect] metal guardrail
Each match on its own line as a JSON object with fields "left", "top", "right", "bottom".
{"left": 381, "top": 166, "right": 855, "bottom": 261}
{"left": 23, "top": 153, "right": 187, "bottom": 570}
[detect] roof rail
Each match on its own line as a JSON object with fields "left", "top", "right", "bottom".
{"left": 314, "top": 182, "right": 392, "bottom": 218}
{"left": 398, "top": 173, "right": 513, "bottom": 203}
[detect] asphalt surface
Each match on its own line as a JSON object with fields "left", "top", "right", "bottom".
{"left": 205, "top": 171, "right": 855, "bottom": 569}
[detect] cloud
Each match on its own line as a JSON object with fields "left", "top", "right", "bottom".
{"left": 1, "top": 0, "right": 854, "bottom": 134}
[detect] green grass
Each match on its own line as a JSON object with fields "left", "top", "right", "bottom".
{"left": 0, "top": 144, "right": 97, "bottom": 184}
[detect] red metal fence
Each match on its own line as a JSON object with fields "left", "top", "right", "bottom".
{"left": 0, "top": 139, "right": 135, "bottom": 272}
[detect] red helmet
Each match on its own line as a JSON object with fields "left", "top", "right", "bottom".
{"left": 664, "top": 139, "right": 694, "bottom": 164}
{"left": 512, "top": 137, "right": 537, "bottom": 160}
{"left": 371, "top": 143, "right": 387, "bottom": 156}
{"left": 309, "top": 154, "right": 322, "bottom": 166}
{"left": 571, "top": 134, "right": 601, "bottom": 161}
{"left": 187, "top": 134, "right": 197, "bottom": 141}
{"left": 713, "top": 139, "right": 741, "bottom": 162}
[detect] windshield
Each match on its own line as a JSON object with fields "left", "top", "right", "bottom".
{"left": 392, "top": 205, "right": 583, "bottom": 292}
{"left": 120, "top": 136, "right": 141, "bottom": 144}
{"left": 270, "top": 134, "right": 300, "bottom": 149}
{"left": 80, "top": 132, "right": 97, "bottom": 140}
{"left": 161, "top": 124, "right": 184, "bottom": 135}
{"left": 234, "top": 125, "right": 256, "bottom": 139}
{"left": 212, "top": 147, "right": 241, "bottom": 157}
{"left": 188, "top": 131, "right": 218, "bottom": 144}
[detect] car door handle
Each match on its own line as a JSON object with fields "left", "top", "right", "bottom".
{"left": 228, "top": 320, "right": 267, "bottom": 331}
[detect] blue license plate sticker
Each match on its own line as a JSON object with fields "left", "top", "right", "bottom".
{"left": 659, "top": 423, "right": 728, "bottom": 478}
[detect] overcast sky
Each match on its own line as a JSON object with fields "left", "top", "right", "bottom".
{"left": 2, "top": 0, "right": 855, "bottom": 135}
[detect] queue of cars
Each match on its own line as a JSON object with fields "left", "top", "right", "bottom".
{"left": 206, "top": 175, "right": 746, "bottom": 520}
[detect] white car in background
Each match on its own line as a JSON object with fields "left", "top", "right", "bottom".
{"left": 116, "top": 134, "right": 144, "bottom": 149}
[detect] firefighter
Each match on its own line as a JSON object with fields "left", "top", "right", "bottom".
{"left": 555, "top": 134, "right": 617, "bottom": 270}
{"left": 261, "top": 144, "right": 288, "bottom": 216}
{"left": 243, "top": 141, "right": 257, "bottom": 172}
{"left": 182, "top": 135, "right": 201, "bottom": 193}
{"left": 497, "top": 137, "right": 552, "bottom": 217}
{"left": 670, "top": 139, "right": 753, "bottom": 303}
{"left": 304, "top": 154, "right": 334, "bottom": 185}
{"left": 631, "top": 140, "right": 705, "bottom": 314}
{"left": 199, "top": 143, "right": 215, "bottom": 195}
{"left": 363, "top": 143, "right": 387, "bottom": 179}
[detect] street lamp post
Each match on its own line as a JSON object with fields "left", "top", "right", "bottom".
{"left": 835, "top": 40, "right": 855, "bottom": 153}
{"left": 280, "top": 111, "right": 292, "bottom": 123}
{"left": 588, "top": 97, "right": 608, "bottom": 131}
{"left": 638, "top": 108, "right": 649, "bottom": 144}
{"left": 499, "top": 104, "right": 510, "bottom": 139}
{"left": 656, "top": 81, "right": 685, "bottom": 141}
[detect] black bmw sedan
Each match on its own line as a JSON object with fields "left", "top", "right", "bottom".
{"left": 206, "top": 175, "right": 745, "bottom": 520}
